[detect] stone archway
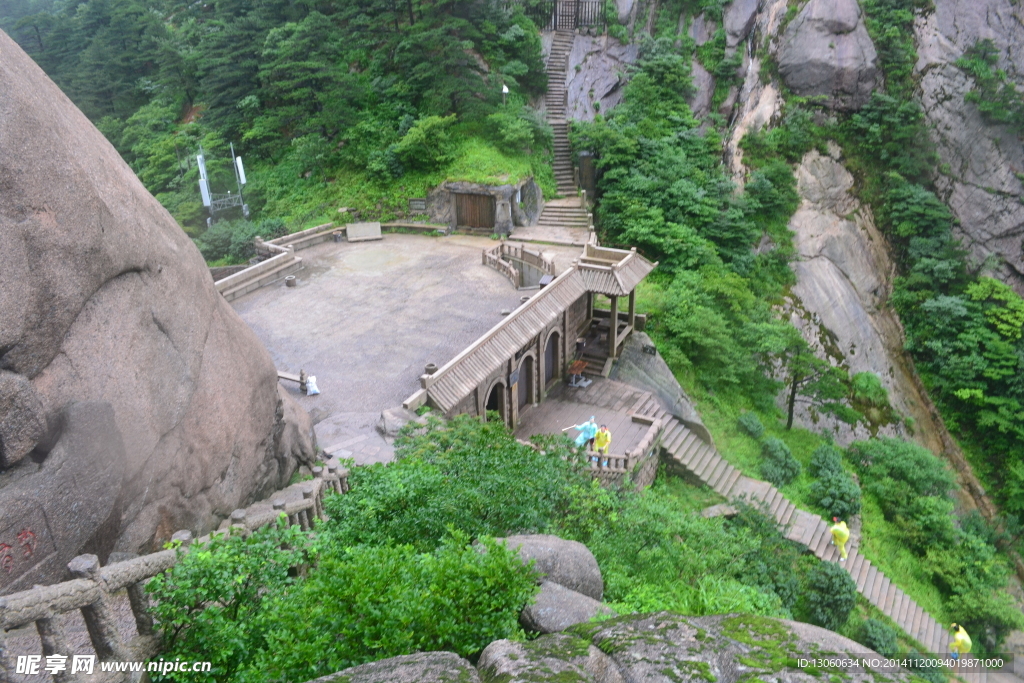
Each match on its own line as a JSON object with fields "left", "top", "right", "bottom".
{"left": 518, "top": 355, "right": 535, "bottom": 410}
{"left": 484, "top": 380, "right": 507, "bottom": 424}
{"left": 544, "top": 330, "right": 560, "bottom": 387}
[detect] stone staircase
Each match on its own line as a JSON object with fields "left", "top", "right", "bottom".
{"left": 509, "top": 31, "right": 593, "bottom": 247}
{"left": 630, "top": 395, "right": 1008, "bottom": 682}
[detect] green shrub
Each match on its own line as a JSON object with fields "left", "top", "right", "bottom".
{"left": 850, "top": 372, "right": 890, "bottom": 408}
{"left": 321, "top": 415, "right": 589, "bottom": 551}
{"left": 803, "top": 562, "right": 857, "bottom": 631}
{"left": 760, "top": 437, "right": 801, "bottom": 487}
{"left": 808, "top": 444, "right": 843, "bottom": 477}
{"left": 394, "top": 114, "right": 459, "bottom": 171}
{"left": 810, "top": 471, "right": 862, "bottom": 520}
{"left": 486, "top": 105, "right": 552, "bottom": 154}
{"left": 859, "top": 618, "right": 898, "bottom": 657}
{"left": 195, "top": 218, "right": 288, "bottom": 263}
{"left": 146, "top": 521, "right": 311, "bottom": 683}
{"left": 737, "top": 412, "right": 765, "bottom": 439}
{"left": 249, "top": 534, "right": 538, "bottom": 681}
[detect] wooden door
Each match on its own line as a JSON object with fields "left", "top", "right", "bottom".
{"left": 455, "top": 193, "right": 495, "bottom": 229}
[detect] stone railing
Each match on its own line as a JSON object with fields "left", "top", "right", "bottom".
{"left": 260, "top": 223, "right": 337, "bottom": 253}
{"left": 589, "top": 418, "right": 663, "bottom": 488}
{"left": 216, "top": 244, "right": 302, "bottom": 303}
{"left": 0, "top": 464, "right": 349, "bottom": 683}
{"left": 482, "top": 242, "right": 557, "bottom": 289}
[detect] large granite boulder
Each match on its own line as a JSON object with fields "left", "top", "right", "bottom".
{"left": 478, "top": 633, "right": 624, "bottom": 683}
{"left": 777, "top": 0, "right": 880, "bottom": 110}
{"left": 520, "top": 581, "right": 615, "bottom": 633}
{"left": 0, "top": 29, "right": 316, "bottom": 592}
{"left": 568, "top": 612, "right": 910, "bottom": 683}
{"left": 497, "top": 534, "right": 604, "bottom": 600}
{"left": 724, "top": 0, "right": 759, "bottom": 47}
{"left": 307, "top": 652, "right": 480, "bottom": 683}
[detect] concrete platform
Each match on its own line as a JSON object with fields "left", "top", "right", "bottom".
{"left": 231, "top": 234, "right": 579, "bottom": 464}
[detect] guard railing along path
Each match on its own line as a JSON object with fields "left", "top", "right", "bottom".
{"left": 631, "top": 395, "right": 998, "bottom": 683}
{"left": 0, "top": 463, "right": 349, "bottom": 683}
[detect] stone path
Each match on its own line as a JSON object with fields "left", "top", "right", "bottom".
{"left": 509, "top": 31, "right": 593, "bottom": 247}
{"left": 637, "top": 394, "right": 1012, "bottom": 683}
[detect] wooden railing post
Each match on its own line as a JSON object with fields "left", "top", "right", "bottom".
{"left": 67, "top": 555, "right": 128, "bottom": 662}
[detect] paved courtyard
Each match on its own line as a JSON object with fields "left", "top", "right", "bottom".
{"left": 232, "top": 234, "right": 578, "bottom": 464}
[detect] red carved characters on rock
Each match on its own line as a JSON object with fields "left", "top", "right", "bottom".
{"left": 17, "top": 528, "right": 37, "bottom": 557}
{"left": 0, "top": 543, "right": 13, "bottom": 574}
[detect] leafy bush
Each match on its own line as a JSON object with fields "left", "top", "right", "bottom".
{"left": 759, "top": 437, "right": 801, "bottom": 487}
{"left": 486, "top": 106, "right": 552, "bottom": 154}
{"left": 850, "top": 372, "right": 890, "bottom": 408}
{"left": 147, "top": 521, "right": 311, "bottom": 683}
{"left": 393, "top": 115, "right": 459, "bottom": 171}
{"left": 810, "top": 471, "right": 862, "bottom": 520}
{"left": 250, "top": 534, "right": 538, "bottom": 681}
{"left": 321, "top": 415, "right": 590, "bottom": 550}
{"left": 803, "top": 562, "right": 857, "bottom": 631}
{"left": 195, "top": 218, "right": 287, "bottom": 263}
{"left": 849, "top": 438, "right": 957, "bottom": 554}
{"left": 808, "top": 444, "right": 843, "bottom": 477}
{"left": 860, "top": 618, "right": 898, "bottom": 657}
{"left": 737, "top": 412, "right": 765, "bottom": 440}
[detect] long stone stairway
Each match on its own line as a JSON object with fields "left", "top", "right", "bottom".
{"left": 631, "top": 395, "right": 1012, "bottom": 683}
{"left": 509, "top": 30, "right": 593, "bottom": 247}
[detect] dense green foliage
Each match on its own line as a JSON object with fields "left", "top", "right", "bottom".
{"left": 321, "top": 416, "right": 591, "bottom": 550}
{"left": 737, "top": 411, "right": 765, "bottom": 439}
{"left": 1, "top": 0, "right": 552, "bottom": 241}
{"left": 860, "top": 618, "right": 898, "bottom": 657}
{"left": 759, "top": 437, "right": 801, "bottom": 487}
{"left": 807, "top": 445, "right": 861, "bottom": 520}
{"left": 957, "top": 39, "right": 1024, "bottom": 135}
{"left": 803, "top": 562, "right": 857, "bottom": 631}
{"left": 849, "top": 438, "right": 1024, "bottom": 650}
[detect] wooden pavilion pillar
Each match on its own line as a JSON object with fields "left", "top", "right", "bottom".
{"left": 586, "top": 291, "right": 594, "bottom": 321}
{"left": 627, "top": 289, "right": 636, "bottom": 328}
{"left": 608, "top": 295, "right": 618, "bottom": 358}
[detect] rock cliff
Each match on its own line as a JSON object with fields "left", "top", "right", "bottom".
{"left": 915, "top": 0, "right": 1024, "bottom": 295}
{"left": 0, "top": 30, "right": 316, "bottom": 592}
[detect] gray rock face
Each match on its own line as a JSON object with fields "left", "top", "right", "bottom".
{"left": 497, "top": 534, "right": 604, "bottom": 600}
{"left": 915, "top": 0, "right": 1024, "bottom": 294}
{"left": 688, "top": 60, "right": 715, "bottom": 118}
{"left": 478, "top": 634, "right": 624, "bottom": 683}
{"left": 785, "top": 149, "right": 945, "bottom": 449}
{"left": 0, "top": 29, "right": 316, "bottom": 590}
{"left": 576, "top": 612, "right": 906, "bottom": 683}
{"left": 609, "top": 331, "right": 712, "bottom": 446}
{"left": 724, "top": 0, "right": 759, "bottom": 47}
{"left": 565, "top": 35, "right": 639, "bottom": 122}
{"left": 520, "top": 581, "right": 615, "bottom": 633}
{"left": 309, "top": 652, "right": 480, "bottom": 683}
{"left": 689, "top": 14, "right": 717, "bottom": 46}
{"left": 777, "top": 0, "right": 879, "bottom": 110}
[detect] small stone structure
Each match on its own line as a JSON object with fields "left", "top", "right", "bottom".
{"left": 482, "top": 242, "right": 558, "bottom": 289}
{"left": 426, "top": 179, "right": 544, "bottom": 234}
{"left": 405, "top": 244, "right": 657, "bottom": 430}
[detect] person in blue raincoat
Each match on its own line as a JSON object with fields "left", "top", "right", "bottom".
{"left": 572, "top": 416, "right": 598, "bottom": 451}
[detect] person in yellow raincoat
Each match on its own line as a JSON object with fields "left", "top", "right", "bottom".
{"left": 593, "top": 425, "right": 611, "bottom": 466}
{"left": 829, "top": 517, "right": 850, "bottom": 561}
{"left": 949, "top": 623, "right": 972, "bottom": 661}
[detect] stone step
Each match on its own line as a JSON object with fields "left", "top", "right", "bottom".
{"left": 855, "top": 557, "right": 872, "bottom": 593}
{"left": 882, "top": 580, "right": 897, "bottom": 613}
{"left": 664, "top": 424, "right": 688, "bottom": 453}
{"left": 689, "top": 444, "right": 714, "bottom": 474}
{"left": 659, "top": 423, "right": 683, "bottom": 450}
{"left": 704, "top": 459, "right": 728, "bottom": 490}
{"left": 671, "top": 430, "right": 698, "bottom": 458}
{"left": 923, "top": 619, "right": 936, "bottom": 653}
{"left": 807, "top": 522, "right": 828, "bottom": 553}
{"left": 708, "top": 461, "right": 733, "bottom": 491}
{"left": 911, "top": 604, "right": 924, "bottom": 642}
{"left": 676, "top": 435, "right": 703, "bottom": 465}
{"left": 778, "top": 500, "right": 797, "bottom": 527}
{"left": 813, "top": 526, "right": 833, "bottom": 556}
{"left": 718, "top": 467, "right": 744, "bottom": 496}
{"left": 892, "top": 590, "right": 906, "bottom": 627}
{"left": 863, "top": 565, "right": 880, "bottom": 603}
{"left": 769, "top": 490, "right": 787, "bottom": 520}
{"left": 696, "top": 451, "right": 722, "bottom": 479}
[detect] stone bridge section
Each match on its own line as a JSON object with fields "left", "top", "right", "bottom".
{"left": 643, "top": 395, "right": 986, "bottom": 681}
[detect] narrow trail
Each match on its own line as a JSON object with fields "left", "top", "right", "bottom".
{"left": 627, "top": 393, "right": 1017, "bottom": 683}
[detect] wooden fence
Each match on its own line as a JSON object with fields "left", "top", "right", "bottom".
{"left": 0, "top": 465, "right": 349, "bottom": 683}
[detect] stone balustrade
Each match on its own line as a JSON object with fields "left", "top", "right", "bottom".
{"left": 0, "top": 465, "right": 348, "bottom": 683}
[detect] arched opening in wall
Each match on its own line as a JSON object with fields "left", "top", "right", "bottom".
{"left": 485, "top": 382, "right": 506, "bottom": 424}
{"left": 518, "top": 356, "right": 534, "bottom": 410}
{"left": 544, "top": 332, "right": 560, "bottom": 386}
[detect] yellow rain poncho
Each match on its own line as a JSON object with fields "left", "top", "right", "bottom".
{"left": 829, "top": 520, "right": 850, "bottom": 561}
